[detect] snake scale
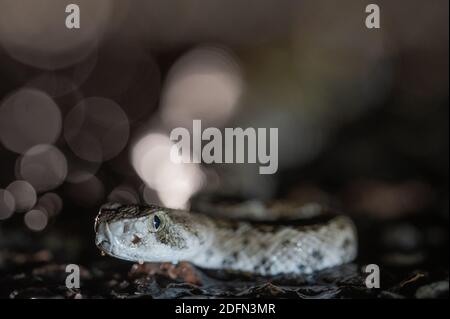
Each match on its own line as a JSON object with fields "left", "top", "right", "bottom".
{"left": 94, "top": 202, "right": 357, "bottom": 276}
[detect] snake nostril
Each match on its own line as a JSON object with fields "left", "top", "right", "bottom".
{"left": 101, "top": 239, "right": 109, "bottom": 245}
{"left": 96, "top": 239, "right": 111, "bottom": 250}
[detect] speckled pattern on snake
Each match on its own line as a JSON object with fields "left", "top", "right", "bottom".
{"left": 94, "top": 202, "right": 358, "bottom": 276}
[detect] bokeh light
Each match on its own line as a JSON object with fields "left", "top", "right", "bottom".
{"left": 27, "top": 74, "right": 81, "bottom": 99}
{"left": 160, "top": 46, "right": 243, "bottom": 128}
{"left": 18, "top": 144, "right": 68, "bottom": 192}
{"left": 0, "top": 189, "right": 16, "bottom": 220}
{"left": 6, "top": 180, "right": 37, "bottom": 213}
{"left": 64, "top": 97, "right": 130, "bottom": 163}
{"left": 24, "top": 209, "right": 48, "bottom": 232}
{"left": 107, "top": 185, "right": 139, "bottom": 204}
{"left": 65, "top": 151, "right": 101, "bottom": 184}
{"left": 0, "top": 88, "right": 62, "bottom": 154}
{"left": 0, "top": 0, "right": 112, "bottom": 69}
{"left": 131, "top": 133, "right": 205, "bottom": 209}
{"left": 37, "top": 192, "right": 63, "bottom": 217}
{"left": 79, "top": 42, "right": 160, "bottom": 124}
{"left": 25, "top": 53, "right": 98, "bottom": 99}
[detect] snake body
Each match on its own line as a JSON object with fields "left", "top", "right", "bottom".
{"left": 94, "top": 203, "right": 357, "bottom": 276}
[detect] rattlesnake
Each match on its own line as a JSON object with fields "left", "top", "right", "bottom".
{"left": 94, "top": 202, "right": 357, "bottom": 276}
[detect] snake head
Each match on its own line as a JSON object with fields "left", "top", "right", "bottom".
{"left": 95, "top": 203, "right": 210, "bottom": 263}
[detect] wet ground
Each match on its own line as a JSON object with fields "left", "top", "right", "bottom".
{"left": 0, "top": 212, "right": 448, "bottom": 299}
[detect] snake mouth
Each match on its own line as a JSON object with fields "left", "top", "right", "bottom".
{"left": 95, "top": 222, "right": 114, "bottom": 254}
{"left": 94, "top": 222, "right": 144, "bottom": 262}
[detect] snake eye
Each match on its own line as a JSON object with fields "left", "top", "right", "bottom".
{"left": 153, "top": 215, "right": 161, "bottom": 229}
{"left": 149, "top": 214, "right": 164, "bottom": 232}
